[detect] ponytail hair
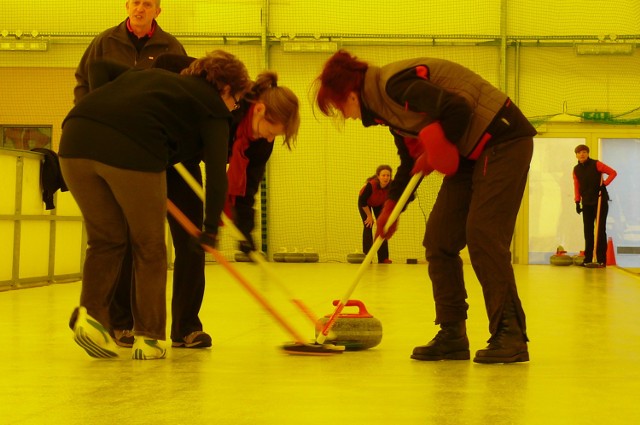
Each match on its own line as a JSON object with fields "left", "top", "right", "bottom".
{"left": 247, "top": 71, "right": 300, "bottom": 149}
{"left": 367, "top": 164, "right": 393, "bottom": 183}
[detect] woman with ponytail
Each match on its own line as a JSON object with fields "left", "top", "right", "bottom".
{"left": 226, "top": 71, "right": 301, "bottom": 254}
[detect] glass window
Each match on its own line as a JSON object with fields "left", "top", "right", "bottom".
{"left": 1, "top": 125, "right": 52, "bottom": 150}
{"left": 529, "top": 137, "right": 585, "bottom": 264}
{"left": 601, "top": 138, "right": 640, "bottom": 268}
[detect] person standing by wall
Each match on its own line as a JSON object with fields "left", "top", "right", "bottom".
{"left": 314, "top": 49, "right": 536, "bottom": 364}
{"left": 573, "top": 144, "right": 617, "bottom": 267}
{"left": 358, "top": 165, "right": 393, "bottom": 264}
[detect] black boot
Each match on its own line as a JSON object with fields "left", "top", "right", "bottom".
{"left": 411, "top": 321, "right": 470, "bottom": 361}
{"left": 473, "top": 303, "right": 529, "bottom": 364}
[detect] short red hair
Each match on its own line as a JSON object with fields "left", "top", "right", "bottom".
{"left": 315, "top": 50, "right": 369, "bottom": 116}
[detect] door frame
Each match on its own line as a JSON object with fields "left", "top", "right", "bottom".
{"left": 514, "top": 122, "right": 640, "bottom": 264}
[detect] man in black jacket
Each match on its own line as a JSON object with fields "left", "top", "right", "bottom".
{"left": 74, "top": 0, "right": 186, "bottom": 103}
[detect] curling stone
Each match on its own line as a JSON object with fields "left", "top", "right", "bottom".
{"left": 550, "top": 246, "right": 573, "bottom": 266}
{"left": 315, "top": 299, "right": 382, "bottom": 351}
{"left": 284, "top": 252, "right": 306, "bottom": 263}
{"left": 347, "top": 252, "right": 366, "bottom": 264}
{"left": 234, "top": 252, "right": 251, "bottom": 262}
{"left": 235, "top": 251, "right": 266, "bottom": 262}
{"left": 303, "top": 250, "right": 319, "bottom": 263}
{"left": 273, "top": 249, "right": 308, "bottom": 263}
{"left": 572, "top": 251, "right": 585, "bottom": 266}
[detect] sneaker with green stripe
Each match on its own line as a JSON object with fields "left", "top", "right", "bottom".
{"left": 72, "top": 306, "right": 119, "bottom": 359}
{"left": 132, "top": 337, "right": 167, "bottom": 360}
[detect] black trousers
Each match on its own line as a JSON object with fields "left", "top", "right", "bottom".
{"left": 581, "top": 201, "right": 609, "bottom": 263}
{"left": 424, "top": 136, "right": 533, "bottom": 338}
{"left": 358, "top": 205, "right": 389, "bottom": 262}
{"left": 234, "top": 192, "right": 258, "bottom": 248}
{"left": 109, "top": 160, "right": 205, "bottom": 342}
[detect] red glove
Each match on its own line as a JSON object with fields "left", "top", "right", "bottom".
{"left": 411, "top": 153, "right": 434, "bottom": 177}
{"left": 375, "top": 200, "right": 399, "bottom": 240}
{"left": 411, "top": 122, "right": 459, "bottom": 176}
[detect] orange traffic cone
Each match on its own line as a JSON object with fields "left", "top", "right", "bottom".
{"left": 606, "top": 237, "right": 616, "bottom": 266}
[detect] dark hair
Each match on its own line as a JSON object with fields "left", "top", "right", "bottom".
{"left": 368, "top": 164, "right": 393, "bottom": 182}
{"left": 181, "top": 50, "right": 252, "bottom": 98}
{"left": 246, "top": 71, "right": 300, "bottom": 149}
{"left": 314, "top": 49, "right": 369, "bottom": 117}
{"left": 574, "top": 144, "right": 590, "bottom": 154}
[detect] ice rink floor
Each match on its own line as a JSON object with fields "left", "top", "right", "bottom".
{"left": 1, "top": 262, "right": 639, "bottom": 424}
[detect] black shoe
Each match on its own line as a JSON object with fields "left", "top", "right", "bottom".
{"left": 474, "top": 303, "right": 529, "bottom": 364}
{"left": 113, "top": 329, "right": 135, "bottom": 347}
{"left": 172, "top": 331, "right": 212, "bottom": 348}
{"left": 411, "top": 322, "right": 470, "bottom": 361}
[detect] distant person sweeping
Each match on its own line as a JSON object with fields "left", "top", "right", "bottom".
{"left": 573, "top": 144, "right": 617, "bottom": 268}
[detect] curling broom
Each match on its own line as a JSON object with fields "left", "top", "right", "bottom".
{"left": 283, "top": 171, "right": 424, "bottom": 354}
{"left": 585, "top": 176, "right": 605, "bottom": 268}
{"left": 166, "top": 199, "right": 342, "bottom": 355}
{"left": 172, "top": 163, "right": 326, "bottom": 332}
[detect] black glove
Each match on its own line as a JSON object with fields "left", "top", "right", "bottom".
{"left": 599, "top": 184, "right": 607, "bottom": 194}
{"left": 197, "top": 232, "right": 217, "bottom": 249}
{"left": 239, "top": 239, "right": 255, "bottom": 255}
{"left": 575, "top": 202, "right": 582, "bottom": 215}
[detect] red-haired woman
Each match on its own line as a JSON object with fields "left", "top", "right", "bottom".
{"left": 314, "top": 50, "right": 536, "bottom": 364}
{"left": 358, "top": 165, "right": 393, "bottom": 263}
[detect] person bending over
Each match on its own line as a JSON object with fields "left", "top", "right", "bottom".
{"left": 314, "top": 50, "right": 536, "bottom": 364}
{"left": 61, "top": 51, "right": 251, "bottom": 360}
{"left": 225, "top": 71, "right": 301, "bottom": 255}
{"left": 358, "top": 165, "right": 393, "bottom": 263}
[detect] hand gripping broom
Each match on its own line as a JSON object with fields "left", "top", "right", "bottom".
{"left": 171, "top": 163, "right": 342, "bottom": 354}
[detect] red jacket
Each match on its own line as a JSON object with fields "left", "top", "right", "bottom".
{"left": 359, "top": 179, "right": 389, "bottom": 208}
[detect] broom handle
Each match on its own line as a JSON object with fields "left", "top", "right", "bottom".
{"left": 172, "top": 163, "right": 321, "bottom": 329}
{"left": 592, "top": 176, "right": 604, "bottom": 262}
{"left": 316, "top": 172, "right": 423, "bottom": 345}
{"left": 166, "top": 199, "right": 308, "bottom": 345}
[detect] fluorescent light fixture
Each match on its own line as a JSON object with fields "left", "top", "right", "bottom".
{"left": 178, "top": 37, "right": 226, "bottom": 46}
{"left": 575, "top": 43, "right": 634, "bottom": 55}
{"left": 0, "top": 40, "right": 49, "bottom": 51}
{"left": 548, "top": 113, "right": 582, "bottom": 123}
{"left": 282, "top": 40, "right": 338, "bottom": 53}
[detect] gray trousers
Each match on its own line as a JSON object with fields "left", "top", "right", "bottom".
{"left": 60, "top": 158, "right": 168, "bottom": 340}
{"left": 424, "top": 136, "right": 533, "bottom": 338}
